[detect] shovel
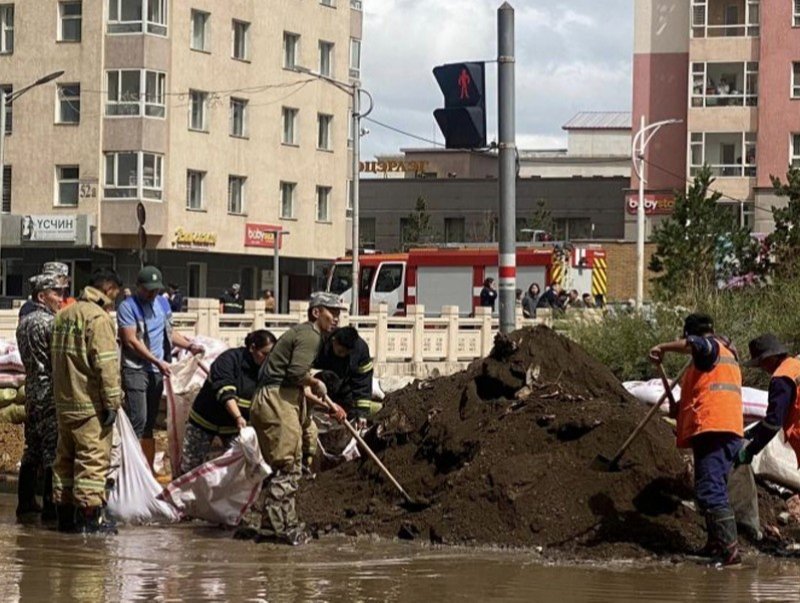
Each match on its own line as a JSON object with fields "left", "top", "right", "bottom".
{"left": 322, "top": 395, "right": 430, "bottom": 512}
{"left": 593, "top": 360, "right": 689, "bottom": 472}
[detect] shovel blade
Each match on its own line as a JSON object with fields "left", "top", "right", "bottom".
{"left": 591, "top": 454, "right": 621, "bottom": 472}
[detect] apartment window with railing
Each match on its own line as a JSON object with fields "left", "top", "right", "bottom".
{"left": 691, "top": 0, "right": 759, "bottom": 38}
{"left": 282, "top": 107, "right": 298, "bottom": 145}
{"left": 186, "top": 170, "right": 205, "bottom": 210}
{"left": 691, "top": 62, "right": 757, "bottom": 107}
{"left": 189, "top": 90, "right": 208, "bottom": 131}
{"left": 283, "top": 32, "right": 299, "bottom": 69}
{"left": 349, "top": 38, "right": 361, "bottom": 78}
{"left": 280, "top": 181, "right": 295, "bottom": 218}
{"left": 59, "top": 2, "right": 82, "bottom": 42}
{"left": 56, "top": 166, "right": 80, "bottom": 207}
{"left": 106, "top": 70, "right": 165, "bottom": 117}
{"left": 104, "top": 151, "right": 163, "bottom": 200}
{"left": 317, "top": 113, "right": 333, "bottom": 150}
{"left": 107, "top": 0, "right": 167, "bottom": 36}
{"left": 316, "top": 186, "right": 331, "bottom": 221}
{"left": 0, "top": 4, "right": 13, "bottom": 53}
{"left": 230, "top": 98, "right": 248, "bottom": 137}
{"left": 319, "top": 41, "right": 334, "bottom": 77}
{"left": 191, "top": 9, "right": 209, "bottom": 51}
{"left": 690, "top": 132, "right": 756, "bottom": 178}
{"left": 232, "top": 20, "right": 249, "bottom": 60}
{"left": 1, "top": 85, "right": 11, "bottom": 133}
{"left": 228, "top": 176, "right": 246, "bottom": 214}
{"left": 57, "top": 83, "right": 81, "bottom": 123}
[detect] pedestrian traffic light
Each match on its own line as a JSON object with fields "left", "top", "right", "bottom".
{"left": 433, "top": 62, "right": 487, "bottom": 149}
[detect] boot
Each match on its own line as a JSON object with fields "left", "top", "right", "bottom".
{"left": 15, "top": 462, "right": 41, "bottom": 518}
{"left": 76, "top": 506, "right": 118, "bottom": 535}
{"left": 709, "top": 508, "right": 741, "bottom": 567}
{"left": 56, "top": 504, "right": 77, "bottom": 533}
{"left": 41, "top": 468, "right": 57, "bottom": 522}
{"left": 696, "top": 513, "right": 720, "bottom": 558}
{"left": 140, "top": 438, "right": 156, "bottom": 473}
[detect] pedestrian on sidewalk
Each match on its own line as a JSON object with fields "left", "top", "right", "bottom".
{"left": 479, "top": 278, "right": 497, "bottom": 311}
{"left": 118, "top": 266, "right": 203, "bottom": 471}
{"left": 649, "top": 313, "right": 744, "bottom": 566}
{"left": 51, "top": 268, "right": 123, "bottom": 534}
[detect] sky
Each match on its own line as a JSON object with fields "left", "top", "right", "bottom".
{"left": 359, "top": 0, "right": 634, "bottom": 158}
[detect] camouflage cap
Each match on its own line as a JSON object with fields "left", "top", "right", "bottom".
{"left": 309, "top": 291, "right": 348, "bottom": 310}
{"left": 29, "top": 273, "right": 63, "bottom": 294}
{"left": 42, "top": 261, "right": 70, "bottom": 277}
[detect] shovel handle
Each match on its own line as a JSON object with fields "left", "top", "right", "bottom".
{"left": 609, "top": 360, "right": 690, "bottom": 466}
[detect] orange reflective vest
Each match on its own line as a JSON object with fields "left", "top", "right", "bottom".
{"left": 677, "top": 340, "right": 743, "bottom": 448}
{"left": 773, "top": 356, "right": 800, "bottom": 467}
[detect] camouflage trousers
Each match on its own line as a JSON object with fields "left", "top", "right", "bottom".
{"left": 22, "top": 397, "right": 58, "bottom": 469}
{"left": 178, "top": 422, "right": 236, "bottom": 477}
{"left": 258, "top": 463, "right": 303, "bottom": 538}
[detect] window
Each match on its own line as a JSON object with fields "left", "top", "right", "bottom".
{"left": 59, "top": 2, "right": 82, "bottom": 41}
{"left": 228, "top": 176, "right": 246, "bottom": 214}
{"left": 689, "top": 132, "right": 756, "bottom": 178}
{"left": 690, "top": 62, "right": 758, "bottom": 107}
{"left": 375, "top": 264, "right": 403, "bottom": 293}
{"left": 108, "top": 0, "right": 167, "bottom": 35}
{"left": 1, "top": 85, "right": 10, "bottom": 133}
{"left": 359, "top": 218, "right": 376, "bottom": 249}
{"left": 283, "top": 32, "right": 299, "bottom": 69}
{"left": 319, "top": 41, "right": 334, "bottom": 76}
{"left": 553, "top": 218, "right": 592, "bottom": 241}
{"left": 230, "top": 98, "right": 247, "bottom": 137}
{"left": 349, "top": 38, "right": 361, "bottom": 78}
{"left": 320, "top": 0, "right": 335, "bottom": 6}
{"left": 444, "top": 217, "right": 465, "bottom": 243}
{"left": 186, "top": 170, "right": 205, "bottom": 210}
{"left": 57, "top": 84, "right": 81, "bottom": 123}
{"left": 791, "top": 134, "right": 800, "bottom": 168}
{"left": 0, "top": 4, "right": 12, "bottom": 53}
{"left": 316, "top": 186, "right": 331, "bottom": 221}
{"left": 56, "top": 166, "right": 80, "bottom": 207}
{"left": 1, "top": 165, "right": 10, "bottom": 212}
{"left": 795, "top": 0, "right": 800, "bottom": 27}
{"left": 189, "top": 90, "right": 208, "bottom": 131}
{"left": 691, "top": 0, "right": 759, "bottom": 38}
{"left": 346, "top": 179, "right": 353, "bottom": 215}
{"left": 104, "top": 151, "right": 163, "bottom": 200}
{"left": 106, "top": 70, "right": 165, "bottom": 117}
{"left": 191, "top": 9, "right": 209, "bottom": 51}
{"left": 232, "top": 20, "right": 249, "bottom": 60}
{"left": 317, "top": 114, "right": 332, "bottom": 150}
{"left": 793, "top": 63, "right": 800, "bottom": 98}
{"left": 350, "top": 0, "right": 363, "bottom": 9}
{"left": 187, "top": 262, "right": 206, "bottom": 297}
{"left": 282, "top": 107, "right": 298, "bottom": 144}
{"left": 280, "top": 181, "right": 295, "bottom": 218}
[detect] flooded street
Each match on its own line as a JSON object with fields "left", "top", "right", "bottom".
{"left": 0, "top": 496, "right": 798, "bottom": 602}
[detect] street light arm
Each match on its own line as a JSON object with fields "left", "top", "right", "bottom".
{"left": 631, "top": 119, "right": 683, "bottom": 181}
{"left": 358, "top": 88, "right": 374, "bottom": 120}
{"left": 6, "top": 70, "right": 65, "bottom": 104}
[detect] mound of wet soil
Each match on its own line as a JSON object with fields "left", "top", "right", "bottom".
{"left": 299, "top": 327, "right": 709, "bottom": 558}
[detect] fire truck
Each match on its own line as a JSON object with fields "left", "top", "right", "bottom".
{"left": 326, "top": 245, "right": 608, "bottom": 316}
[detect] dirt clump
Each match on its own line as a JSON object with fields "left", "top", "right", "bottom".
{"left": 0, "top": 423, "right": 24, "bottom": 474}
{"left": 299, "top": 327, "right": 711, "bottom": 558}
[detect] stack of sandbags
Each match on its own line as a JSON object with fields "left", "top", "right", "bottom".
{"left": 0, "top": 340, "right": 26, "bottom": 425}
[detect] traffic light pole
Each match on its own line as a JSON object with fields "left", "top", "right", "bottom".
{"left": 498, "top": 3, "right": 516, "bottom": 334}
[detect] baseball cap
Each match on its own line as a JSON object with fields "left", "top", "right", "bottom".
{"left": 309, "top": 291, "right": 348, "bottom": 310}
{"left": 136, "top": 266, "right": 164, "bottom": 291}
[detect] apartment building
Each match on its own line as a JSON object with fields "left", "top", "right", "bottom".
{"left": 0, "top": 0, "right": 363, "bottom": 306}
{"left": 633, "top": 0, "right": 800, "bottom": 235}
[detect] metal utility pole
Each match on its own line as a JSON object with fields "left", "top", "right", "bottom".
{"left": 273, "top": 230, "right": 289, "bottom": 314}
{"left": 351, "top": 82, "right": 361, "bottom": 316}
{"left": 498, "top": 3, "right": 516, "bottom": 333}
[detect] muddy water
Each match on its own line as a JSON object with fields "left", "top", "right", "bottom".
{"left": 0, "top": 497, "right": 798, "bottom": 602}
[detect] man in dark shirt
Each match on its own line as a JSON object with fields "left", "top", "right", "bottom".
{"left": 315, "top": 326, "right": 378, "bottom": 419}
{"left": 219, "top": 283, "right": 245, "bottom": 314}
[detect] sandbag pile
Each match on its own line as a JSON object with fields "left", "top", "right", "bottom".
{"left": 0, "top": 340, "right": 27, "bottom": 426}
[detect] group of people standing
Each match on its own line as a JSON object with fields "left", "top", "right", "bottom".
{"left": 478, "top": 278, "right": 597, "bottom": 317}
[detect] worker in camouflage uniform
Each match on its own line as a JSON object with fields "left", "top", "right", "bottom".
{"left": 51, "top": 268, "right": 123, "bottom": 534}
{"left": 18, "top": 261, "right": 73, "bottom": 319}
{"left": 249, "top": 292, "right": 347, "bottom": 545}
{"left": 15, "top": 273, "right": 65, "bottom": 520}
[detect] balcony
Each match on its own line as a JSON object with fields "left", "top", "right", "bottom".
{"left": 691, "top": 0, "right": 759, "bottom": 38}
{"left": 690, "top": 132, "right": 756, "bottom": 178}
{"left": 691, "top": 62, "right": 757, "bottom": 107}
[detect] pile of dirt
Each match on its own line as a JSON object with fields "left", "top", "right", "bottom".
{"left": 299, "top": 327, "right": 730, "bottom": 558}
{"left": 0, "top": 423, "right": 23, "bottom": 473}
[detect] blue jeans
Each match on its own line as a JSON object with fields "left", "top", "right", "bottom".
{"left": 122, "top": 368, "right": 164, "bottom": 439}
{"left": 692, "top": 432, "right": 743, "bottom": 512}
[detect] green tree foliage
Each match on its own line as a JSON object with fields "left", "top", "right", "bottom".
{"left": 516, "top": 199, "right": 553, "bottom": 242}
{"left": 767, "top": 167, "right": 800, "bottom": 277}
{"left": 401, "top": 196, "right": 439, "bottom": 249}
{"left": 648, "top": 167, "right": 758, "bottom": 301}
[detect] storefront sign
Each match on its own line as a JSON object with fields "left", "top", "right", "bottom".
{"left": 360, "top": 160, "right": 428, "bottom": 174}
{"left": 173, "top": 228, "right": 217, "bottom": 247}
{"left": 245, "top": 223, "right": 283, "bottom": 249}
{"left": 21, "top": 215, "right": 77, "bottom": 242}
{"left": 625, "top": 194, "right": 676, "bottom": 216}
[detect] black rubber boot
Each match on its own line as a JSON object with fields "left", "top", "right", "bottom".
{"left": 709, "top": 508, "right": 741, "bottom": 567}
{"left": 41, "top": 468, "right": 57, "bottom": 522}
{"left": 76, "top": 506, "right": 118, "bottom": 535}
{"left": 696, "top": 512, "right": 719, "bottom": 558}
{"left": 15, "top": 463, "right": 41, "bottom": 518}
{"left": 56, "top": 504, "right": 77, "bottom": 533}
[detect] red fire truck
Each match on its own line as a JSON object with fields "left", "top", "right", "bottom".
{"left": 326, "top": 245, "right": 608, "bottom": 316}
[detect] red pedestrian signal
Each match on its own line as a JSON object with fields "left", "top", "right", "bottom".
{"left": 433, "top": 62, "right": 487, "bottom": 149}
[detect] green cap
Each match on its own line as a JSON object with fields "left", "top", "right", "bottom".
{"left": 137, "top": 266, "right": 164, "bottom": 291}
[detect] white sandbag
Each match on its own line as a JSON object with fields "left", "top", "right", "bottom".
{"left": 379, "top": 375, "right": 416, "bottom": 394}
{"left": 751, "top": 430, "right": 800, "bottom": 492}
{"left": 623, "top": 379, "right": 769, "bottom": 419}
{"left": 372, "top": 377, "right": 386, "bottom": 401}
{"left": 106, "top": 410, "right": 180, "bottom": 524}
{"left": 158, "top": 427, "right": 271, "bottom": 526}
{"left": 165, "top": 355, "right": 202, "bottom": 472}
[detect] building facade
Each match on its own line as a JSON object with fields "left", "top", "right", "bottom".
{"left": 0, "top": 0, "right": 363, "bottom": 307}
{"left": 634, "top": 0, "right": 800, "bottom": 235}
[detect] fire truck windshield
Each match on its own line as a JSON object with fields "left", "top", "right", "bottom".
{"left": 329, "top": 264, "right": 352, "bottom": 295}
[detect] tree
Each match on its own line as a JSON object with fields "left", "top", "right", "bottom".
{"left": 516, "top": 199, "right": 553, "bottom": 242}
{"left": 649, "top": 167, "right": 758, "bottom": 300}
{"left": 767, "top": 167, "right": 800, "bottom": 277}
{"left": 401, "top": 196, "right": 439, "bottom": 250}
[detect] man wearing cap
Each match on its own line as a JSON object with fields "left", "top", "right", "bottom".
{"left": 18, "top": 261, "right": 73, "bottom": 319}
{"left": 649, "top": 313, "right": 744, "bottom": 566}
{"left": 248, "top": 291, "right": 347, "bottom": 545}
{"left": 15, "top": 274, "right": 64, "bottom": 520}
{"left": 220, "top": 283, "right": 245, "bottom": 314}
{"left": 737, "top": 334, "right": 800, "bottom": 469}
{"left": 117, "top": 266, "right": 203, "bottom": 470}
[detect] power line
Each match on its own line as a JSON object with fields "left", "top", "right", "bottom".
{"left": 363, "top": 116, "right": 446, "bottom": 148}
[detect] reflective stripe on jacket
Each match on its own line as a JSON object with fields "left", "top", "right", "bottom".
{"left": 774, "top": 356, "right": 800, "bottom": 467}
{"left": 677, "top": 339, "right": 743, "bottom": 448}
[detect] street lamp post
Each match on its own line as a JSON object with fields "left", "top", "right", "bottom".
{"left": 0, "top": 70, "right": 64, "bottom": 289}
{"left": 273, "top": 230, "right": 289, "bottom": 314}
{"left": 631, "top": 115, "right": 682, "bottom": 309}
{"left": 292, "top": 65, "right": 373, "bottom": 316}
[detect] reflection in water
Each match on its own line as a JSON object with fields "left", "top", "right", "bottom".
{"left": 0, "top": 496, "right": 799, "bottom": 602}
